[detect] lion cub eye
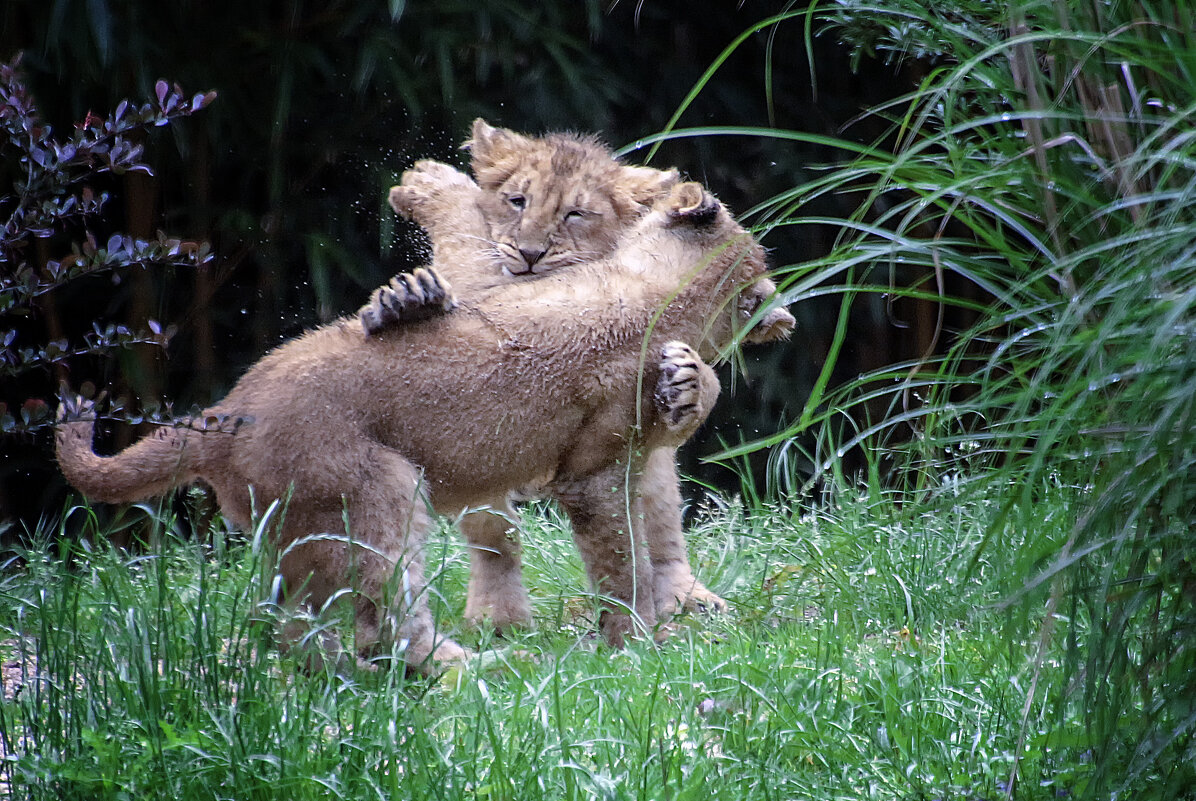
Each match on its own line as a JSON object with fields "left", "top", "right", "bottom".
{"left": 507, "top": 194, "right": 526, "bottom": 210}
{"left": 564, "top": 209, "right": 587, "bottom": 222}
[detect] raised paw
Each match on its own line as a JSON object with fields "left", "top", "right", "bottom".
{"left": 407, "top": 160, "right": 476, "bottom": 190}
{"left": 739, "top": 278, "right": 796, "bottom": 344}
{"left": 664, "top": 181, "right": 720, "bottom": 227}
{"left": 387, "top": 160, "right": 477, "bottom": 219}
{"left": 359, "top": 267, "right": 457, "bottom": 336}
{"left": 654, "top": 341, "right": 715, "bottom": 433}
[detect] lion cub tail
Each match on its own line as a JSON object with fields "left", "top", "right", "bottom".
{"left": 54, "top": 397, "right": 226, "bottom": 504}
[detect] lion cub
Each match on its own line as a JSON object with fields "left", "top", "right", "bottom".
{"left": 361, "top": 121, "right": 777, "bottom": 630}
{"left": 58, "top": 182, "right": 786, "bottom": 671}
{"left": 362, "top": 119, "right": 680, "bottom": 310}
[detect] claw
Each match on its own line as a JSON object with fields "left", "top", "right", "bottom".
{"left": 360, "top": 268, "right": 458, "bottom": 336}
{"left": 655, "top": 341, "right": 707, "bottom": 433}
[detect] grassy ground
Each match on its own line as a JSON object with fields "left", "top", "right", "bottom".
{"left": 0, "top": 488, "right": 1096, "bottom": 801}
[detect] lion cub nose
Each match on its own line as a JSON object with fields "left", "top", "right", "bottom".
{"left": 518, "top": 246, "right": 547, "bottom": 268}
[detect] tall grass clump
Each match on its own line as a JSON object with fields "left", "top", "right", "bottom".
{"left": 724, "top": 1, "right": 1196, "bottom": 797}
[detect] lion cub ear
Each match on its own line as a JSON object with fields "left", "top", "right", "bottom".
{"left": 466, "top": 118, "right": 533, "bottom": 190}
{"left": 618, "top": 166, "right": 681, "bottom": 208}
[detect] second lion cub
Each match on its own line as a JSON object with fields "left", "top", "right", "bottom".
{"left": 362, "top": 121, "right": 794, "bottom": 631}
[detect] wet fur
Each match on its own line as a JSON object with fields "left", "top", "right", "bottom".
{"left": 57, "top": 184, "right": 781, "bottom": 670}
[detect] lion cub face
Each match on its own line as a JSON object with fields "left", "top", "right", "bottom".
{"left": 469, "top": 119, "right": 678, "bottom": 276}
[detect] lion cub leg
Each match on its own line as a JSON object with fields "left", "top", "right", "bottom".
{"left": 350, "top": 447, "right": 471, "bottom": 670}
{"left": 645, "top": 342, "right": 728, "bottom": 617}
{"left": 552, "top": 463, "right": 657, "bottom": 648}
{"left": 361, "top": 160, "right": 487, "bottom": 336}
{"left": 653, "top": 341, "right": 720, "bottom": 443}
{"left": 460, "top": 504, "right": 533, "bottom": 633}
{"left": 641, "top": 448, "right": 727, "bottom": 618}
{"left": 278, "top": 447, "right": 469, "bottom": 673}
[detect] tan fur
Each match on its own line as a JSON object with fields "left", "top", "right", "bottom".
{"left": 379, "top": 124, "right": 794, "bottom": 625}
{"left": 57, "top": 183, "right": 785, "bottom": 670}
{"left": 468, "top": 119, "right": 678, "bottom": 276}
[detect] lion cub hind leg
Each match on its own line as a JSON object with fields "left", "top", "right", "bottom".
{"left": 276, "top": 446, "right": 469, "bottom": 674}
{"left": 359, "top": 267, "right": 457, "bottom": 336}
{"left": 460, "top": 505, "right": 534, "bottom": 633}
{"left": 349, "top": 446, "right": 471, "bottom": 670}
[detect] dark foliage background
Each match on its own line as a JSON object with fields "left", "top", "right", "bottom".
{"left": 0, "top": 0, "right": 934, "bottom": 527}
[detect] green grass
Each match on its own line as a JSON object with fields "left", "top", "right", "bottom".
{"left": 669, "top": 2, "right": 1196, "bottom": 796}
{"left": 0, "top": 488, "right": 1098, "bottom": 801}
